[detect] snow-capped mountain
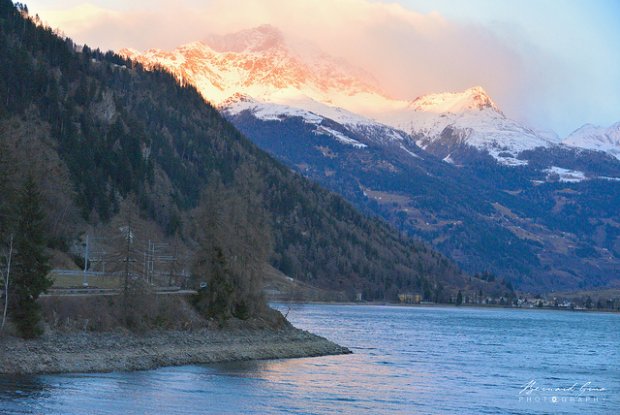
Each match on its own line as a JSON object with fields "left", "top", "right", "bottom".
{"left": 120, "top": 25, "right": 390, "bottom": 113}
{"left": 409, "top": 86, "right": 502, "bottom": 114}
{"left": 563, "top": 122, "right": 620, "bottom": 159}
{"left": 120, "top": 25, "right": 559, "bottom": 166}
{"left": 373, "top": 86, "right": 557, "bottom": 166}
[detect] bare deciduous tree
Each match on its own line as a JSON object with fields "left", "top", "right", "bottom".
{"left": 1, "top": 234, "right": 14, "bottom": 333}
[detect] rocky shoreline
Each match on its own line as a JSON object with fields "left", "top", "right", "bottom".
{"left": 0, "top": 327, "right": 351, "bottom": 375}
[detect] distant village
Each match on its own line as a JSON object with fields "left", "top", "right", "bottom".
{"left": 397, "top": 292, "right": 620, "bottom": 312}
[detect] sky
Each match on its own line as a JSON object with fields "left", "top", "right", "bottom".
{"left": 23, "top": 0, "right": 620, "bottom": 136}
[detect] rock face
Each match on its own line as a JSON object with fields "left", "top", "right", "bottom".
{"left": 119, "top": 24, "right": 384, "bottom": 111}
{"left": 0, "top": 327, "right": 351, "bottom": 375}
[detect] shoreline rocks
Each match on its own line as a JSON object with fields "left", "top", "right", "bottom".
{"left": 0, "top": 327, "right": 351, "bottom": 375}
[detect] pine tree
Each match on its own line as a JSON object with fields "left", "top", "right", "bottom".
{"left": 192, "top": 168, "right": 273, "bottom": 321}
{"left": 10, "top": 176, "right": 52, "bottom": 338}
{"left": 192, "top": 175, "right": 234, "bottom": 320}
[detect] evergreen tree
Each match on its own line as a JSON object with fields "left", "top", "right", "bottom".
{"left": 456, "top": 290, "right": 463, "bottom": 306}
{"left": 10, "top": 176, "right": 52, "bottom": 338}
{"left": 192, "top": 175, "right": 235, "bottom": 321}
{"left": 192, "top": 168, "right": 273, "bottom": 321}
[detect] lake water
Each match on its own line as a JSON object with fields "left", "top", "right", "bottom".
{"left": 0, "top": 305, "right": 618, "bottom": 414}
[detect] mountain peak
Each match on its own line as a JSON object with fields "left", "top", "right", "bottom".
{"left": 572, "top": 123, "right": 597, "bottom": 132}
{"left": 465, "top": 85, "right": 487, "bottom": 93}
{"left": 563, "top": 121, "right": 620, "bottom": 159}
{"left": 410, "top": 86, "right": 502, "bottom": 115}
{"left": 219, "top": 92, "right": 256, "bottom": 108}
{"left": 122, "top": 25, "right": 386, "bottom": 108}
{"left": 464, "top": 85, "right": 490, "bottom": 99}
{"left": 204, "top": 25, "right": 286, "bottom": 53}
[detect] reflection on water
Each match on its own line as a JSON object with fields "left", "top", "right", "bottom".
{"left": 0, "top": 305, "right": 618, "bottom": 415}
{"left": 0, "top": 376, "right": 50, "bottom": 401}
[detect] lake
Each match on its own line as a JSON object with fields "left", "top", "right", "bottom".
{"left": 0, "top": 304, "right": 618, "bottom": 414}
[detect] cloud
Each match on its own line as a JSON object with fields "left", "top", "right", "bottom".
{"left": 29, "top": 0, "right": 607, "bottom": 135}
{"left": 179, "top": 0, "right": 533, "bottom": 111}
{"left": 33, "top": 0, "right": 527, "bottom": 94}
{"left": 40, "top": 3, "right": 117, "bottom": 34}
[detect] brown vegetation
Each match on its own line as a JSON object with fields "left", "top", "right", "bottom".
{"left": 38, "top": 293, "right": 289, "bottom": 333}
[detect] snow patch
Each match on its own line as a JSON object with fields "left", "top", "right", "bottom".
{"left": 315, "top": 126, "right": 367, "bottom": 148}
{"left": 223, "top": 97, "right": 323, "bottom": 124}
{"left": 497, "top": 156, "right": 528, "bottom": 167}
{"left": 443, "top": 154, "right": 455, "bottom": 164}
{"left": 544, "top": 166, "right": 586, "bottom": 183}
{"left": 399, "top": 145, "right": 421, "bottom": 159}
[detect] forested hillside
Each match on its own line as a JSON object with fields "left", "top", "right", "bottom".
{"left": 226, "top": 101, "right": 620, "bottom": 293}
{"left": 0, "top": 1, "right": 506, "bottom": 302}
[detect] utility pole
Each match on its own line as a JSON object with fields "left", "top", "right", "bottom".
{"left": 168, "top": 239, "right": 178, "bottom": 287}
{"left": 144, "top": 240, "right": 155, "bottom": 285}
{"left": 149, "top": 240, "right": 155, "bottom": 284}
{"left": 123, "top": 216, "right": 132, "bottom": 299}
{"left": 82, "top": 234, "right": 89, "bottom": 287}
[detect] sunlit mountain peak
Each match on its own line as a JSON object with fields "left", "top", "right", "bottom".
{"left": 410, "top": 86, "right": 502, "bottom": 115}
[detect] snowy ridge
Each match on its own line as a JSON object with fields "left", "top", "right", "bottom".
{"left": 409, "top": 86, "right": 502, "bottom": 114}
{"left": 221, "top": 93, "right": 323, "bottom": 124}
{"left": 221, "top": 94, "right": 412, "bottom": 151}
{"left": 221, "top": 95, "right": 370, "bottom": 149}
{"left": 563, "top": 122, "right": 620, "bottom": 159}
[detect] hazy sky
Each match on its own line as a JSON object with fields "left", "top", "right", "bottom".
{"left": 24, "top": 0, "right": 620, "bottom": 136}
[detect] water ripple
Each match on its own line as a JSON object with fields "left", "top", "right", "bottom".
{"left": 0, "top": 305, "right": 618, "bottom": 415}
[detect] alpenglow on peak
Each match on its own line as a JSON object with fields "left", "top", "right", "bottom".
{"left": 119, "top": 25, "right": 384, "bottom": 107}
{"left": 409, "top": 86, "right": 503, "bottom": 115}
{"left": 204, "top": 24, "right": 286, "bottom": 53}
